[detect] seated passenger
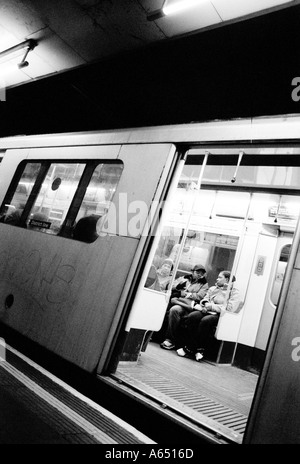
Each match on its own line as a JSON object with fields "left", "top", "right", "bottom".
{"left": 156, "top": 259, "right": 174, "bottom": 291}
{"left": 169, "top": 273, "right": 193, "bottom": 298}
{"left": 150, "top": 271, "right": 194, "bottom": 345}
{"left": 160, "top": 264, "right": 208, "bottom": 350}
{"left": 176, "top": 270, "right": 241, "bottom": 362}
{"left": 3, "top": 209, "right": 25, "bottom": 226}
{"left": 145, "top": 259, "right": 174, "bottom": 292}
{"left": 72, "top": 215, "right": 99, "bottom": 243}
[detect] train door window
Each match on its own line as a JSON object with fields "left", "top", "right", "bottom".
{"left": 0, "top": 160, "right": 123, "bottom": 240}
{"left": 73, "top": 163, "right": 123, "bottom": 224}
{"left": 25, "top": 163, "right": 86, "bottom": 234}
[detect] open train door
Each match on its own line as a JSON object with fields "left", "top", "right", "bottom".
{"left": 113, "top": 149, "right": 217, "bottom": 365}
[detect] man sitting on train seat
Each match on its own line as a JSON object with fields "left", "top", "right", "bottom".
{"left": 160, "top": 264, "right": 208, "bottom": 350}
{"left": 176, "top": 270, "right": 241, "bottom": 361}
{"left": 147, "top": 262, "right": 196, "bottom": 345}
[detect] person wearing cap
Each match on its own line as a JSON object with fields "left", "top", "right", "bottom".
{"left": 176, "top": 270, "right": 241, "bottom": 361}
{"left": 160, "top": 264, "right": 208, "bottom": 350}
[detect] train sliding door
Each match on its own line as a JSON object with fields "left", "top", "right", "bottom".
{"left": 112, "top": 146, "right": 300, "bottom": 443}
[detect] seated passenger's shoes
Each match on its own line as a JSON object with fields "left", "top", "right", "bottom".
{"left": 176, "top": 348, "right": 187, "bottom": 357}
{"left": 161, "top": 340, "right": 175, "bottom": 350}
{"left": 195, "top": 351, "right": 204, "bottom": 362}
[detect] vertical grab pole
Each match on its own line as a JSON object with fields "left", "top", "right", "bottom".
{"left": 231, "top": 150, "right": 244, "bottom": 184}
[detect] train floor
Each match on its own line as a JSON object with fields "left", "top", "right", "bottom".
{"left": 0, "top": 343, "right": 155, "bottom": 445}
{"left": 113, "top": 341, "right": 259, "bottom": 445}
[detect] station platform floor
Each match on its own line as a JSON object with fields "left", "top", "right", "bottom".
{"left": 0, "top": 340, "right": 155, "bottom": 445}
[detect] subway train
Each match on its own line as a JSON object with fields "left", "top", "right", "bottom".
{"left": 0, "top": 114, "right": 300, "bottom": 444}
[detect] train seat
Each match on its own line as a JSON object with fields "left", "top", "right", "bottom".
{"left": 201, "top": 305, "right": 244, "bottom": 363}
{"left": 215, "top": 303, "right": 244, "bottom": 342}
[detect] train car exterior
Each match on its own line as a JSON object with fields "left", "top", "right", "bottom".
{"left": 0, "top": 114, "right": 300, "bottom": 444}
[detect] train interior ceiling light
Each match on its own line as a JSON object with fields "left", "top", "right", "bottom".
{"left": 147, "top": 0, "right": 296, "bottom": 22}
{"left": 0, "top": 39, "right": 37, "bottom": 71}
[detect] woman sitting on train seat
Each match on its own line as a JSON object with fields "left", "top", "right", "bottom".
{"left": 176, "top": 270, "right": 241, "bottom": 362}
{"left": 156, "top": 259, "right": 174, "bottom": 291}
{"left": 160, "top": 264, "right": 208, "bottom": 350}
{"left": 72, "top": 215, "right": 99, "bottom": 243}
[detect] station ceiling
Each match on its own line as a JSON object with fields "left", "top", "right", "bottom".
{"left": 0, "top": 0, "right": 299, "bottom": 90}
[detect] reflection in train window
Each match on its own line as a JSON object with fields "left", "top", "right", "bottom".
{"left": 26, "top": 163, "right": 86, "bottom": 234}
{"left": 0, "top": 162, "right": 41, "bottom": 225}
{"left": 0, "top": 160, "right": 123, "bottom": 241}
{"left": 271, "top": 244, "right": 291, "bottom": 306}
{"left": 73, "top": 163, "right": 123, "bottom": 225}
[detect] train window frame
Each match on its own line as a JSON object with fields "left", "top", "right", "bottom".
{"left": 0, "top": 158, "right": 123, "bottom": 242}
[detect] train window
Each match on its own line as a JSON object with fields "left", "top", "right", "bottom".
{"left": 73, "top": 163, "right": 122, "bottom": 226}
{"left": 0, "top": 162, "right": 41, "bottom": 225}
{"left": 25, "top": 163, "right": 86, "bottom": 235}
{"left": 0, "top": 160, "right": 123, "bottom": 241}
{"left": 270, "top": 244, "right": 291, "bottom": 306}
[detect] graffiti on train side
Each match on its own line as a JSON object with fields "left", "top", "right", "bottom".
{"left": 0, "top": 248, "right": 79, "bottom": 306}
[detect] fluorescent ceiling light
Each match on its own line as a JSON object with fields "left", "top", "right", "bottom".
{"left": 0, "top": 39, "right": 37, "bottom": 69}
{"left": 147, "top": 0, "right": 295, "bottom": 21}
{"left": 0, "top": 39, "right": 38, "bottom": 97}
{"left": 163, "top": 0, "right": 204, "bottom": 16}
